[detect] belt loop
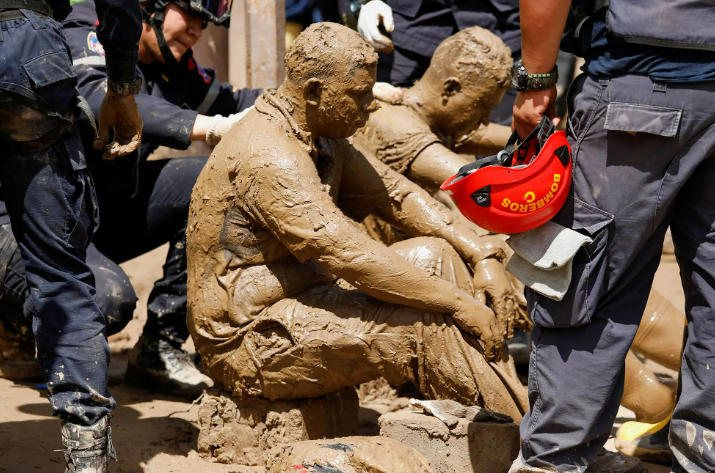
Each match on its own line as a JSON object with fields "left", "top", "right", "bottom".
{"left": 598, "top": 78, "right": 610, "bottom": 88}
{"left": 652, "top": 81, "right": 667, "bottom": 93}
{"left": 20, "top": 8, "right": 44, "bottom": 29}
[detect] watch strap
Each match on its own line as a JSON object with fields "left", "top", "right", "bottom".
{"left": 511, "top": 59, "right": 559, "bottom": 92}
{"left": 107, "top": 77, "right": 142, "bottom": 96}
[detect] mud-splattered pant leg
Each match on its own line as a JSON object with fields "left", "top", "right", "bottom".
{"left": 216, "top": 237, "right": 528, "bottom": 421}
{"left": 668, "top": 156, "right": 715, "bottom": 473}
{"left": 93, "top": 157, "right": 208, "bottom": 345}
{"left": 514, "top": 74, "right": 715, "bottom": 472}
{"left": 0, "top": 222, "right": 136, "bottom": 339}
{"left": 0, "top": 14, "right": 114, "bottom": 426}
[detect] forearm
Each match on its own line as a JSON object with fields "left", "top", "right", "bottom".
{"left": 373, "top": 181, "right": 505, "bottom": 266}
{"left": 405, "top": 144, "right": 472, "bottom": 193}
{"left": 520, "top": 0, "right": 571, "bottom": 73}
{"left": 452, "top": 123, "right": 512, "bottom": 156}
{"left": 94, "top": 0, "right": 141, "bottom": 84}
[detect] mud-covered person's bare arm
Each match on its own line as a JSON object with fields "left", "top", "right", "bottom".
{"left": 342, "top": 143, "right": 518, "bottom": 341}
{"left": 241, "top": 150, "right": 503, "bottom": 359}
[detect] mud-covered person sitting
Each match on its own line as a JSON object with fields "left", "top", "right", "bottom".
{"left": 187, "top": 22, "right": 529, "bottom": 421}
{"left": 352, "top": 26, "right": 514, "bottom": 196}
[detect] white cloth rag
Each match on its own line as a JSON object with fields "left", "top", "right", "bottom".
{"left": 506, "top": 221, "right": 592, "bottom": 301}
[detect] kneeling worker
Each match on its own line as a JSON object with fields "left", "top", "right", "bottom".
{"left": 0, "top": 0, "right": 260, "bottom": 395}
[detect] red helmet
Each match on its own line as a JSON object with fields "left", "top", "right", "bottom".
{"left": 441, "top": 116, "right": 572, "bottom": 234}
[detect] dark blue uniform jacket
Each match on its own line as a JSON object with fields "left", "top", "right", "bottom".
{"left": 62, "top": 0, "right": 262, "bottom": 196}
{"left": 51, "top": 0, "right": 140, "bottom": 83}
{"left": 389, "top": 0, "right": 521, "bottom": 58}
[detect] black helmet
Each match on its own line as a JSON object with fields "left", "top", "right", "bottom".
{"left": 142, "top": 0, "right": 232, "bottom": 65}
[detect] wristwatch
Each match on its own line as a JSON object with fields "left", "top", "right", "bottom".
{"left": 107, "top": 77, "right": 142, "bottom": 96}
{"left": 511, "top": 59, "right": 558, "bottom": 92}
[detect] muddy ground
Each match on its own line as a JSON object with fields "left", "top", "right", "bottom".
{"left": 0, "top": 244, "right": 678, "bottom": 472}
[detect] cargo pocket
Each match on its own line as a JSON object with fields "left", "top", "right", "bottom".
{"left": 22, "top": 50, "right": 77, "bottom": 114}
{"left": 604, "top": 102, "right": 682, "bottom": 138}
{"left": 528, "top": 196, "right": 614, "bottom": 328}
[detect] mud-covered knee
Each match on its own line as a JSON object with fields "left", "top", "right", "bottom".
{"left": 390, "top": 237, "right": 471, "bottom": 289}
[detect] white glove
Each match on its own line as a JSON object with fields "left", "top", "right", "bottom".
{"left": 410, "top": 399, "right": 513, "bottom": 428}
{"left": 205, "top": 105, "right": 254, "bottom": 145}
{"left": 372, "top": 82, "right": 403, "bottom": 104}
{"left": 358, "top": 0, "right": 395, "bottom": 53}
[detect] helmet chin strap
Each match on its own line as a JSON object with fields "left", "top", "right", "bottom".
{"left": 142, "top": 8, "right": 179, "bottom": 67}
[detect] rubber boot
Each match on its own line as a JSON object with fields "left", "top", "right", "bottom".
{"left": 126, "top": 335, "right": 213, "bottom": 396}
{"left": 621, "top": 350, "right": 677, "bottom": 423}
{"left": 61, "top": 416, "right": 117, "bottom": 473}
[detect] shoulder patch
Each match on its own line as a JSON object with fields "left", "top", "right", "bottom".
{"left": 87, "top": 32, "right": 105, "bottom": 57}
{"left": 197, "top": 64, "right": 211, "bottom": 84}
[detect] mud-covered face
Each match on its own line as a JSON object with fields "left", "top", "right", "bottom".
{"left": 443, "top": 80, "right": 507, "bottom": 141}
{"left": 307, "top": 65, "right": 377, "bottom": 138}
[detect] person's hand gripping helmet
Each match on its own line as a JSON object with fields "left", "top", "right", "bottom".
{"left": 441, "top": 116, "right": 572, "bottom": 234}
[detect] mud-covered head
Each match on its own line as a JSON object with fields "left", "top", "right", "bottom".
{"left": 283, "top": 22, "right": 378, "bottom": 138}
{"left": 419, "top": 26, "right": 512, "bottom": 139}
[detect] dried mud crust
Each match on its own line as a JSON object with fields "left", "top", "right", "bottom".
{"left": 379, "top": 411, "right": 520, "bottom": 473}
{"left": 197, "top": 387, "right": 360, "bottom": 465}
{"left": 265, "top": 436, "right": 432, "bottom": 473}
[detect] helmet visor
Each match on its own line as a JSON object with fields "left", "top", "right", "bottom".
{"left": 188, "top": 0, "right": 232, "bottom": 25}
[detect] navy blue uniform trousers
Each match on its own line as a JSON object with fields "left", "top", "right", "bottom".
{"left": 519, "top": 74, "right": 715, "bottom": 472}
{"left": 0, "top": 157, "right": 208, "bottom": 347}
{"left": 0, "top": 12, "right": 112, "bottom": 426}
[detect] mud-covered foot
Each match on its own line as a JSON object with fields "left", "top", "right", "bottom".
{"left": 61, "top": 416, "right": 117, "bottom": 473}
{"left": 616, "top": 417, "right": 672, "bottom": 465}
{"left": 126, "top": 335, "right": 213, "bottom": 396}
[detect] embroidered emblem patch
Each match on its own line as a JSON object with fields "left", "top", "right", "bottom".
{"left": 87, "top": 32, "right": 105, "bottom": 57}
{"left": 197, "top": 64, "right": 211, "bottom": 84}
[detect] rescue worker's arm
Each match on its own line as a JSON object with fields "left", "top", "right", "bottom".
{"left": 183, "top": 60, "right": 262, "bottom": 142}
{"left": 243, "top": 149, "right": 503, "bottom": 359}
{"left": 92, "top": 0, "right": 143, "bottom": 159}
{"left": 77, "top": 65, "right": 196, "bottom": 150}
{"left": 341, "top": 145, "right": 516, "bottom": 340}
{"left": 451, "top": 123, "right": 513, "bottom": 156}
{"left": 512, "top": 0, "right": 570, "bottom": 138}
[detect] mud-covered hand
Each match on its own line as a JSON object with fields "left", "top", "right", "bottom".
{"left": 410, "top": 399, "right": 513, "bottom": 428}
{"left": 473, "top": 257, "right": 518, "bottom": 340}
{"left": 453, "top": 295, "right": 502, "bottom": 360}
{"left": 358, "top": 0, "right": 394, "bottom": 53}
{"left": 94, "top": 90, "right": 142, "bottom": 160}
{"left": 372, "top": 82, "right": 403, "bottom": 104}
{"left": 206, "top": 106, "right": 254, "bottom": 145}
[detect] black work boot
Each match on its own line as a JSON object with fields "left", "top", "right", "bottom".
{"left": 61, "top": 416, "right": 117, "bottom": 473}
{"left": 126, "top": 335, "right": 213, "bottom": 396}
